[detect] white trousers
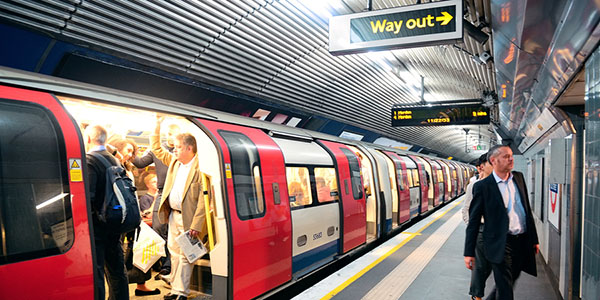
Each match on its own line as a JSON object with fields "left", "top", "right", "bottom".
{"left": 168, "top": 211, "right": 193, "bottom": 296}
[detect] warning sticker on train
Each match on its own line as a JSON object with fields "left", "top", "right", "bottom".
{"left": 329, "top": 0, "right": 462, "bottom": 55}
{"left": 69, "top": 158, "right": 83, "bottom": 182}
{"left": 225, "top": 163, "right": 232, "bottom": 179}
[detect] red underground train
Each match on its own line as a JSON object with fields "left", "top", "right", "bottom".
{"left": 0, "top": 68, "right": 472, "bottom": 299}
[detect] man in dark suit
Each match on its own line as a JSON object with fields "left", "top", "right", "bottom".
{"left": 464, "top": 145, "right": 539, "bottom": 300}
{"left": 85, "top": 124, "right": 129, "bottom": 300}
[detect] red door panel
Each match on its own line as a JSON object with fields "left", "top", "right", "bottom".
{"left": 198, "top": 119, "right": 291, "bottom": 300}
{"left": 318, "top": 140, "right": 366, "bottom": 252}
{"left": 384, "top": 152, "right": 411, "bottom": 224}
{"left": 0, "top": 85, "right": 94, "bottom": 299}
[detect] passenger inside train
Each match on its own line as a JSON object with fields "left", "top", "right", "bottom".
{"left": 287, "top": 167, "right": 313, "bottom": 207}
{"left": 63, "top": 98, "right": 217, "bottom": 298}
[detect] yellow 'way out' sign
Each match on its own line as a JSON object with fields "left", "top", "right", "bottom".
{"left": 329, "top": 0, "right": 463, "bottom": 55}
{"left": 369, "top": 11, "right": 453, "bottom": 34}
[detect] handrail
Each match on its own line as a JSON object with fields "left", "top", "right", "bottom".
{"left": 202, "top": 172, "right": 215, "bottom": 251}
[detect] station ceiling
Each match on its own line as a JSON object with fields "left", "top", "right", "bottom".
{"left": 0, "top": 0, "right": 595, "bottom": 162}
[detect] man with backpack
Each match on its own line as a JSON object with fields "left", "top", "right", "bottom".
{"left": 85, "top": 124, "right": 129, "bottom": 300}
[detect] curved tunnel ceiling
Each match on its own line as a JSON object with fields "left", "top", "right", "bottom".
{"left": 0, "top": 0, "right": 498, "bottom": 162}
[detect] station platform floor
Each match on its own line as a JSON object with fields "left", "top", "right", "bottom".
{"left": 293, "top": 196, "right": 561, "bottom": 300}
{"left": 123, "top": 196, "right": 560, "bottom": 300}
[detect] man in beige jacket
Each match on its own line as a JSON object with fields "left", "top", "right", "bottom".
{"left": 152, "top": 116, "right": 208, "bottom": 300}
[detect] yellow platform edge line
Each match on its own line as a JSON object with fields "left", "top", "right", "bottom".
{"left": 320, "top": 199, "right": 464, "bottom": 300}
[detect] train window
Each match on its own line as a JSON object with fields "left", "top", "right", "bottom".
{"left": 452, "top": 170, "right": 457, "bottom": 179}
{"left": 253, "top": 165, "right": 264, "bottom": 207}
{"left": 286, "top": 167, "right": 312, "bottom": 207}
{"left": 0, "top": 100, "right": 73, "bottom": 265}
{"left": 219, "top": 131, "right": 265, "bottom": 220}
{"left": 340, "top": 148, "right": 363, "bottom": 200}
{"left": 406, "top": 170, "right": 414, "bottom": 187}
{"left": 314, "top": 167, "right": 339, "bottom": 203}
{"left": 412, "top": 169, "right": 420, "bottom": 186}
{"left": 437, "top": 170, "right": 444, "bottom": 182}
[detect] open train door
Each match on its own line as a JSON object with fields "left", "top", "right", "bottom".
{"left": 318, "top": 140, "right": 366, "bottom": 253}
{"left": 382, "top": 152, "right": 411, "bottom": 225}
{"left": 0, "top": 85, "right": 94, "bottom": 299}
{"left": 197, "top": 119, "right": 292, "bottom": 300}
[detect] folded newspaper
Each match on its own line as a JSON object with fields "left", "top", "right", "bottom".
{"left": 175, "top": 230, "right": 208, "bottom": 264}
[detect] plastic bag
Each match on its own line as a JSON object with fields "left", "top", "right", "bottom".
{"left": 132, "top": 222, "right": 166, "bottom": 273}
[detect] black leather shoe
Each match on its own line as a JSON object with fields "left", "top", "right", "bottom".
{"left": 135, "top": 288, "right": 160, "bottom": 296}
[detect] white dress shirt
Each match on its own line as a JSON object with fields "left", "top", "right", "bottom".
{"left": 169, "top": 156, "right": 196, "bottom": 211}
{"left": 493, "top": 171, "right": 527, "bottom": 235}
{"left": 89, "top": 145, "right": 106, "bottom": 152}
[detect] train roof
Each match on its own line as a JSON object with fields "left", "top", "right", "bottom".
{"left": 0, "top": 67, "right": 471, "bottom": 166}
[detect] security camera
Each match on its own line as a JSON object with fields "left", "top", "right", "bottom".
{"left": 479, "top": 52, "right": 491, "bottom": 63}
{"left": 472, "top": 51, "right": 492, "bottom": 65}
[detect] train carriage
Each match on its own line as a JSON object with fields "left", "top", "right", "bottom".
{"left": 0, "top": 68, "right": 470, "bottom": 300}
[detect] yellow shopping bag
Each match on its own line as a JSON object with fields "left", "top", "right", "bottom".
{"left": 132, "top": 222, "right": 166, "bottom": 273}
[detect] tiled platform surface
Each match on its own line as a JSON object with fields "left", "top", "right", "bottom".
{"left": 117, "top": 197, "right": 560, "bottom": 300}
{"left": 299, "top": 197, "right": 560, "bottom": 300}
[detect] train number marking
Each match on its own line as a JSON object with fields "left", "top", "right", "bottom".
{"left": 313, "top": 232, "right": 323, "bottom": 240}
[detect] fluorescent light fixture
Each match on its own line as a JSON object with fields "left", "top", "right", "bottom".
{"left": 271, "top": 113, "right": 288, "bottom": 124}
{"left": 286, "top": 117, "right": 302, "bottom": 127}
{"left": 252, "top": 109, "right": 271, "bottom": 120}
{"left": 37, "top": 193, "right": 69, "bottom": 210}
{"left": 339, "top": 131, "right": 364, "bottom": 141}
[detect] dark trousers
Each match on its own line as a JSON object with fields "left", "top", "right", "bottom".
{"left": 94, "top": 228, "right": 129, "bottom": 300}
{"left": 487, "top": 234, "right": 527, "bottom": 300}
{"left": 470, "top": 227, "right": 492, "bottom": 297}
{"left": 152, "top": 189, "right": 171, "bottom": 272}
{"left": 125, "top": 231, "right": 151, "bottom": 284}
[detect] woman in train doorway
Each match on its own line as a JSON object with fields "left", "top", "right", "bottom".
{"left": 109, "top": 137, "right": 161, "bottom": 296}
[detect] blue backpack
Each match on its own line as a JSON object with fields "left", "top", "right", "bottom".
{"left": 88, "top": 152, "right": 141, "bottom": 234}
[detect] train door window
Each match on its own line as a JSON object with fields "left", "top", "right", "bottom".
{"left": 286, "top": 167, "right": 312, "bottom": 207}
{"left": 412, "top": 169, "right": 420, "bottom": 186}
{"left": 219, "top": 131, "right": 265, "bottom": 220}
{"left": 0, "top": 100, "right": 73, "bottom": 264}
{"left": 340, "top": 148, "right": 363, "bottom": 200}
{"left": 437, "top": 170, "right": 444, "bottom": 182}
{"left": 406, "top": 170, "right": 414, "bottom": 187}
{"left": 381, "top": 153, "right": 399, "bottom": 206}
{"left": 396, "top": 168, "right": 405, "bottom": 191}
{"left": 314, "top": 167, "right": 339, "bottom": 203}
